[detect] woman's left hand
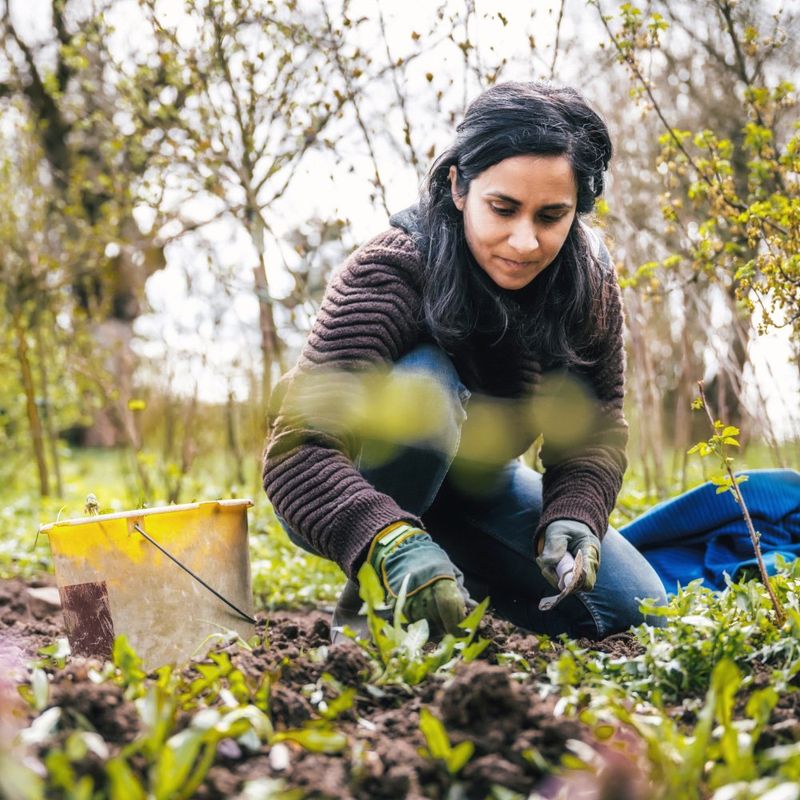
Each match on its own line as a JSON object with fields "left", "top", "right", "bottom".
{"left": 536, "top": 520, "right": 601, "bottom": 592}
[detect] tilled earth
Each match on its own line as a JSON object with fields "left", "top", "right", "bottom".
{"left": 0, "top": 576, "right": 658, "bottom": 798}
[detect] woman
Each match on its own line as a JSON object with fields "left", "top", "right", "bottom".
{"left": 263, "top": 81, "right": 667, "bottom": 642}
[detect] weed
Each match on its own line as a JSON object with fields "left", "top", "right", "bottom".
{"left": 689, "top": 382, "right": 785, "bottom": 625}
{"left": 418, "top": 706, "right": 474, "bottom": 775}
{"left": 346, "top": 562, "right": 490, "bottom": 688}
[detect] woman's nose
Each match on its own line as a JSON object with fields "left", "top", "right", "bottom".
{"left": 507, "top": 221, "right": 539, "bottom": 254}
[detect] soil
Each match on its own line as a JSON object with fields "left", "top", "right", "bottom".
{"left": 0, "top": 575, "right": 762, "bottom": 799}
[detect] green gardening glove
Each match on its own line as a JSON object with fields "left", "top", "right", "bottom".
{"left": 536, "top": 520, "right": 601, "bottom": 592}
{"left": 368, "top": 522, "right": 468, "bottom": 636}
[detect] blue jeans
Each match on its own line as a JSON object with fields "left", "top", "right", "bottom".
{"left": 281, "top": 344, "right": 667, "bottom": 639}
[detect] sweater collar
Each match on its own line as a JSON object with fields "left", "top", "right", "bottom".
{"left": 388, "top": 204, "right": 422, "bottom": 238}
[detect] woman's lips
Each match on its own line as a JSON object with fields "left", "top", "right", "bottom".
{"left": 498, "top": 256, "right": 535, "bottom": 268}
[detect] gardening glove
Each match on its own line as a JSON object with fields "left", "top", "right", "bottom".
{"left": 536, "top": 519, "right": 601, "bottom": 592}
{"left": 368, "top": 522, "right": 467, "bottom": 636}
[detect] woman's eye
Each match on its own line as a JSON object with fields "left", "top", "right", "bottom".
{"left": 490, "top": 205, "right": 514, "bottom": 216}
{"left": 540, "top": 214, "right": 565, "bottom": 224}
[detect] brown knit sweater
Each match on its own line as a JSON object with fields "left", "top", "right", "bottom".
{"left": 263, "top": 225, "right": 628, "bottom": 579}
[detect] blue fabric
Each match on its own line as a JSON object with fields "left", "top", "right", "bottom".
{"left": 619, "top": 469, "right": 800, "bottom": 594}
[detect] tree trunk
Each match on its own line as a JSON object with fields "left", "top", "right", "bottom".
{"left": 247, "top": 209, "right": 285, "bottom": 418}
{"left": 226, "top": 389, "right": 245, "bottom": 487}
{"left": 625, "top": 293, "right": 665, "bottom": 497}
{"left": 13, "top": 310, "right": 49, "bottom": 497}
{"left": 672, "top": 288, "right": 705, "bottom": 490}
{"left": 253, "top": 264, "right": 282, "bottom": 412}
{"left": 33, "top": 324, "right": 63, "bottom": 497}
{"left": 705, "top": 287, "right": 751, "bottom": 443}
{"left": 247, "top": 367, "right": 264, "bottom": 496}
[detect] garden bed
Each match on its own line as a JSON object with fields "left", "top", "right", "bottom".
{"left": 3, "top": 571, "right": 800, "bottom": 800}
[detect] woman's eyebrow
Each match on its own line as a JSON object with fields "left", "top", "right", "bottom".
{"left": 485, "top": 191, "right": 521, "bottom": 204}
{"left": 484, "top": 191, "right": 574, "bottom": 210}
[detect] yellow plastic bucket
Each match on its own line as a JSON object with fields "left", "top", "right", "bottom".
{"left": 40, "top": 499, "right": 255, "bottom": 670}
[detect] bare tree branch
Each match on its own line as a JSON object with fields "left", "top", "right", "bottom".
{"left": 549, "top": 0, "right": 566, "bottom": 80}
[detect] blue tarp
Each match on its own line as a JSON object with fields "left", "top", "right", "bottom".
{"left": 619, "top": 469, "right": 800, "bottom": 594}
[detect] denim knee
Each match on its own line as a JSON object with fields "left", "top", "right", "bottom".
{"left": 602, "top": 566, "right": 669, "bottom": 634}
{"left": 359, "top": 344, "right": 470, "bottom": 517}
{"left": 568, "top": 528, "right": 670, "bottom": 638}
{"left": 275, "top": 512, "right": 323, "bottom": 557}
{"left": 359, "top": 344, "right": 469, "bottom": 461}
{"left": 631, "top": 575, "right": 669, "bottom": 629}
{"left": 393, "top": 344, "right": 471, "bottom": 442}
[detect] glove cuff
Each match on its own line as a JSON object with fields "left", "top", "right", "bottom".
{"left": 546, "top": 519, "right": 597, "bottom": 538}
{"left": 367, "top": 522, "right": 420, "bottom": 572}
{"left": 368, "top": 524, "right": 460, "bottom": 600}
{"left": 536, "top": 519, "right": 599, "bottom": 555}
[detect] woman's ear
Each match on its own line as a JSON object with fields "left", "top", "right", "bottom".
{"left": 448, "top": 165, "right": 465, "bottom": 211}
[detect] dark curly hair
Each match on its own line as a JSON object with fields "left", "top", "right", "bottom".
{"left": 408, "top": 81, "right": 613, "bottom": 368}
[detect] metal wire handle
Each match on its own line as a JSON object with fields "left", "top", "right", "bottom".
{"left": 132, "top": 523, "right": 257, "bottom": 625}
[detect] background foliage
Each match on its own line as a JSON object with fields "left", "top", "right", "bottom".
{"left": 1, "top": 0, "right": 797, "bottom": 513}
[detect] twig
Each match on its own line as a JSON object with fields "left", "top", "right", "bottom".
{"left": 696, "top": 381, "right": 785, "bottom": 626}
{"left": 376, "top": 5, "right": 423, "bottom": 179}
{"left": 320, "top": 4, "right": 390, "bottom": 217}
{"left": 549, "top": 0, "right": 566, "bottom": 80}
{"left": 591, "top": 0, "right": 788, "bottom": 238}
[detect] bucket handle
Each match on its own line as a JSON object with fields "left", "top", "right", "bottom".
{"left": 132, "top": 523, "right": 257, "bottom": 626}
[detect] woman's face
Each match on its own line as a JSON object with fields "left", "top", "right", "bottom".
{"left": 449, "top": 154, "right": 578, "bottom": 291}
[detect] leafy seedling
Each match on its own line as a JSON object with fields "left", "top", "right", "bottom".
{"left": 689, "top": 382, "right": 785, "bottom": 625}
{"left": 271, "top": 726, "right": 348, "bottom": 754}
{"left": 418, "top": 706, "right": 474, "bottom": 775}
{"left": 18, "top": 667, "right": 50, "bottom": 711}
{"left": 352, "top": 562, "right": 490, "bottom": 687}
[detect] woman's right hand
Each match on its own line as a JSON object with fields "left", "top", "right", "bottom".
{"left": 368, "top": 523, "right": 467, "bottom": 636}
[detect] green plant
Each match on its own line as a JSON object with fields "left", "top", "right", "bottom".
{"left": 349, "top": 562, "right": 490, "bottom": 687}
{"left": 15, "top": 629, "right": 355, "bottom": 798}
{"left": 418, "top": 706, "right": 474, "bottom": 776}
{"left": 547, "top": 561, "right": 800, "bottom": 711}
{"left": 689, "top": 381, "right": 785, "bottom": 625}
{"left": 608, "top": 657, "right": 785, "bottom": 800}
{"left": 249, "top": 505, "right": 344, "bottom": 611}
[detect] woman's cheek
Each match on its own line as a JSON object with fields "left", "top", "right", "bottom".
{"left": 484, "top": 214, "right": 506, "bottom": 242}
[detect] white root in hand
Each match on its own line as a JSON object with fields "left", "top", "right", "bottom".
{"left": 539, "top": 549, "right": 585, "bottom": 612}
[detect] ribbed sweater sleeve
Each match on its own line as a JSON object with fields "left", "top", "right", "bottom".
{"left": 535, "top": 240, "right": 629, "bottom": 544}
{"left": 262, "top": 229, "right": 425, "bottom": 579}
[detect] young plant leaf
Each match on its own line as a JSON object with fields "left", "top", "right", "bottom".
{"left": 356, "top": 561, "right": 385, "bottom": 609}
{"left": 419, "top": 706, "right": 450, "bottom": 760}
{"left": 320, "top": 688, "right": 356, "bottom": 721}
{"left": 18, "top": 668, "right": 50, "bottom": 711}
{"left": 37, "top": 638, "right": 70, "bottom": 668}
{"left": 419, "top": 707, "right": 474, "bottom": 775}
{"left": 153, "top": 727, "right": 207, "bottom": 798}
{"left": 400, "top": 618, "right": 429, "bottom": 661}
{"left": 106, "top": 757, "right": 146, "bottom": 800}
{"left": 447, "top": 740, "right": 475, "bottom": 774}
{"left": 272, "top": 727, "right": 347, "bottom": 753}
{"left": 113, "top": 635, "right": 147, "bottom": 689}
